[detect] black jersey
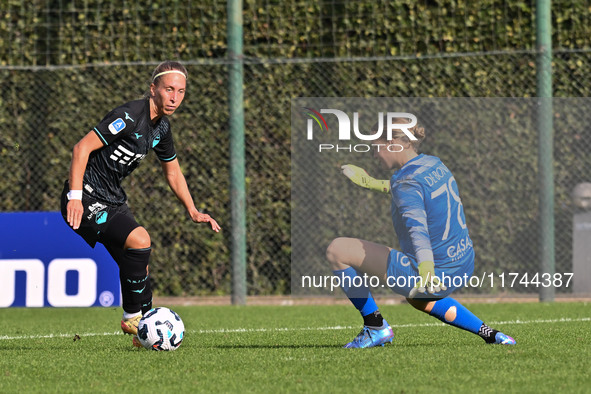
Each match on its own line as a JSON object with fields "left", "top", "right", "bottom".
{"left": 83, "top": 98, "right": 177, "bottom": 205}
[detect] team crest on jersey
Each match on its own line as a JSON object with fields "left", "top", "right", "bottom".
{"left": 108, "top": 118, "right": 126, "bottom": 135}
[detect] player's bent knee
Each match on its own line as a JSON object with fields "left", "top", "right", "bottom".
{"left": 326, "top": 237, "right": 350, "bottom": 270}
{"left": 406, "top": 298, "right": 436, "bottom": 313}
{"left": 125, "top": 226, "right": 151, "bottom": 250}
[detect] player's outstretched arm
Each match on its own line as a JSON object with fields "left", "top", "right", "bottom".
{"left": 341, "top": 164, "right": 390, "bottom": 193}
{"left": 188, "top": 209, "right": 221, "bottom": 232}
{"left": 160, "top": 159, "right": 221, "bottom": 232}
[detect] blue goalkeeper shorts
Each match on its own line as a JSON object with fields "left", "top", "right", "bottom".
{"left": 385, "top": 249, "right": 474, "bottom": 299}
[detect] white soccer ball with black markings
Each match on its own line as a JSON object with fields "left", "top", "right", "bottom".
{"left": 137, "top": 307, "right": 185, "bottom": 351}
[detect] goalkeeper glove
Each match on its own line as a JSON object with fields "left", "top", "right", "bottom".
{"left": 408, "top": 261, "right": 447, "bottom": 298}
{"left": 341, "top": 164, "right": 390, "bottom": 193}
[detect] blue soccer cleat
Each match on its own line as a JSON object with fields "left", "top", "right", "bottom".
{"left": 492, "top": 332, "right": 516, "bottom": 345}
{"left": 344, "top": 322, "right": 394, "bottom": 349}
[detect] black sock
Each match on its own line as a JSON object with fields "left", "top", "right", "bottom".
{"left": 478, "top": 323, "right": 499, "bottom": 344}
{"left": 363, "top": 310, "right": 384, "bottom": 328}
{"left": 140, "top": 279, "right": 153, "bottom": 314}
{"left": 119, "top": 248, "right": 152, "bottom": 314}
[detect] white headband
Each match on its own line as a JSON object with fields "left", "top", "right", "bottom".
{"left": 152, "top": 70, "right": 187, "bottom": 82}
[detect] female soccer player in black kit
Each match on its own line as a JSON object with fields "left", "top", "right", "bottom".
{"left": 61, "top": 61, "right": 220, "bottom": 346}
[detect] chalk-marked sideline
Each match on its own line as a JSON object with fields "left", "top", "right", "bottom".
{"left": 0, "top": 317, "right": 588, "bottom": 341}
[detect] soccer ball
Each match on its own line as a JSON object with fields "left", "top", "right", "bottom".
{"left": 137, "top": 307, "right": 185, "bottom": 351}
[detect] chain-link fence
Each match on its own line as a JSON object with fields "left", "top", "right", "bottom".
{"left": 2, "top": 1, "right": 591, "bottom": 297}
{"left": 3, "top": 52, "right": 591, "bottom": 296}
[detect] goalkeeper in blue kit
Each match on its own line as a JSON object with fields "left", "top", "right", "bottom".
{"left": 326, "top": 118, "right": 515, "bottom": 348}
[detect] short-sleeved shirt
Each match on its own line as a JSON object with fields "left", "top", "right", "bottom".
{"left": 83, "top": 98, "right": 177, "bottom": 205}
{"left": 389, "top": 154, "right": 474, "bottom": 273}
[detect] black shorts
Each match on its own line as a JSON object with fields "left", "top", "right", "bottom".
{"left": 60, "top": 180, "right": 140, "bottom": 249}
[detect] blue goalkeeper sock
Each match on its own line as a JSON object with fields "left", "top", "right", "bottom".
{"left": 333, "top": 267, "right": 381, "bottom": 325}
{"left": 429, "top": 297, "right": 483, "bottom": 334}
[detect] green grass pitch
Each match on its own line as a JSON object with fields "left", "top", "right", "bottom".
{"left": 1, "top": 302, "right": 590, "bottom": 393}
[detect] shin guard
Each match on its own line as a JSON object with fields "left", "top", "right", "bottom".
{"left": 119, "top": 248, "right": 152, "bottom": 314}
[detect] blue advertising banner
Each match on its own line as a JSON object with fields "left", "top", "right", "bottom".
{"left": 0, "top": 212, "right": 120, "bottom": 307}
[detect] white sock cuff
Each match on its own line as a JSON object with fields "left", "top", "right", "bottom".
{"left": 123, "top": 311, "right": 142, "bottom": 319}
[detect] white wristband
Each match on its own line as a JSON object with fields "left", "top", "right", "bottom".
{"left": 67, "top": 190, "right": 83, "bottom": 200}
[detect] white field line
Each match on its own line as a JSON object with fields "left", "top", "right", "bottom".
{"left": 0, "top": 317, "right": 589, "bottom": 341}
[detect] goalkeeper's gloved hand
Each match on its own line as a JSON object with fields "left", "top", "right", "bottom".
{"left": 341, "top": 164, "right": 390, "bottom": 193}
{"left": 408, "top": 261, "right": 447, "bottom": 298}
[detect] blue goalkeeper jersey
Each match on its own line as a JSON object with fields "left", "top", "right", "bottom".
{"left": 390, "top": 154, "right": 474, "bottom": 271}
